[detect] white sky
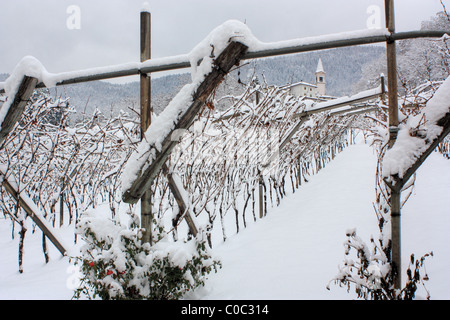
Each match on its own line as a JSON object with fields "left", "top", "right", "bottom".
{"left": 0, "top": 0, "right": 448, "bottom": 82}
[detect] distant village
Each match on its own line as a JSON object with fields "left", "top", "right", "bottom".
{"left": 284, "top": 58, "right": 335, "bottom": 101}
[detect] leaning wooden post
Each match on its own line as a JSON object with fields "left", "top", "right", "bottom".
{"left": 163, "top": 164, "right": 198, "bottom": 237}
{"left": 140, "top": 7, "right": 153, "bottom": 245}
{"left": 385, "top": 0, "right": 401, "bottom": 289}
{"left": 0, "top": 76, "right": 38, "bottom": 145}
{"left": 122, "top": 41, "right": 249, "bottom": 203}
{"left": 0, "top": 170, "right": 67, "bottom": 256}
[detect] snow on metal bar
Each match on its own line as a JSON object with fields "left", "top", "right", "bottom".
{"left": 294, "top": 84, "right": 385, "bottom": 119}
{"left": 329, "top": 105, "right": 380, "bottom": 117}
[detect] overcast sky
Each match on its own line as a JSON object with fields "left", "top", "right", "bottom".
{"left": 0, "top": 0, "right": 448, "bottom": 83}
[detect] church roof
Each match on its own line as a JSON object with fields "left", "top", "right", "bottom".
{"left": 282, "top": 81, "right": 317, "bottom": 90}
{"left": 316, "top": 58, "right": 325, "bottom": 73}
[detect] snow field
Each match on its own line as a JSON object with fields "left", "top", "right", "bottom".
{"left": 198, "top": 142, "right": 381, "bottom": 300}
{"left": 1, "top": 140, "right": 447, "bottom": 300}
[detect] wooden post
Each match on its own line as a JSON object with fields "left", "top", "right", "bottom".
{"left": 388, "top": 113, "right": 450, "bottom": 190}
{"left": 385, "top": 0, "right": 401, "bottom": 289}
{"left": 385, "top": 0, "right": 399, "bottom": 148}
{"left": 0, "top": 76, "right": 38, "bottom": 145}
{"left": 255, "top": 90, "right": 265, "bottom": 219}
{"left": 140, "top": 8, "right": 153, "bottom": 244}
{"left": 60, "top": 189, "right": 64, "bottom": 227}
{"left": 390, "top": 188, "right": 401, "bottom": 289}
{"left": 1, "top": 171, "right": 67, "bottom": 256}
{"left": 163, "top": 165, "right": 198, "bottom": 237}
{"left": 122, "top": 41, "right": 249, "bottom": 203}
{"left": 258, "top": 173, "right": 264, "bottom": 219}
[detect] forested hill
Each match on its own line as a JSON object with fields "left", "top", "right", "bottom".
{"left": 242, "top": 45, "right": 385, "bottom": 94}
{"left": 1, "top": 45, "right": 385, "bottom": 123}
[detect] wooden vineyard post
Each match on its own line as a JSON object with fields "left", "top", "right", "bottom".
{"left": 0, "top": 170, "right": 67, "bottom": 256}
{"left": 385, "top": 0, "right": 399, "bottom": 148}
{"left": 385, "top": 0, "right": 401, "bottom": 289}
{"left": 140, "top": 8, "right": 153, "bottom": 244}
{"left": 137, "top": 8, "right": 197, "bottom": 241}
{"left": 259, "top": 173, "right": 264, "bottom": 219}
{"left": 390, "top": 187, "right": 401, "bottom": 288}
{"left": 0, "top": 76, "right": 38, "bottom": 145}
{"left": 122, "top": 40, "right": 249, "bottom": 204}
{"left": 163, "top": 165, "right": 198, "bottom": 237}
{"left": 255, "top": 90, "right": 265, "bottom": 219}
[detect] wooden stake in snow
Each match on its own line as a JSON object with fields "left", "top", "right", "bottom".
{"left": 122, "top": 40, "right": 249, "bottom": 204}
{"left": 139, "top": 8, "right": 153, "bottom": 245}
{"left": 385, "top": 0, "right": 400, "bottom": 149}
{"left": 384, "top": 0, "right": 401, "bottom": 290}
{"left": 163, "top": 165, "right": 198, "bottom": 237}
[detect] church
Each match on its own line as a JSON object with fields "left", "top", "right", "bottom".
{"left": 285, "top": 58, "right": 330, "bottom": 100}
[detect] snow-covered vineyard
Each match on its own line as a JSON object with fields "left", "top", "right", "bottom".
{"left": 0, "top": 1, "right": 449, "bottom": 302}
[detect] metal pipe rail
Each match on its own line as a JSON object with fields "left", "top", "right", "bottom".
{"left": 0, "top": 29, "right": 448, "bottom": 94}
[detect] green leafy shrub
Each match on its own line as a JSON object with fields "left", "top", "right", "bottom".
{"left": 72, "top": 210, "right": 221, "bottom": 300}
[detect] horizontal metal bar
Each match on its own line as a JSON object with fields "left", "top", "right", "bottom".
{"left": 329, "top": 105, "right": 379, "bottom": 117}
{"left": 293, "top": 92, "right": 383, "bottom": 119}
{"left": 245, "top": 34, "right": 388, "bottom": 60}
{"left": 391, "top": 29, "right": 449, "bottom": 41}
{"left": 0, "top": 29, "right": 448, "bottom": 94}
{"left": 45, "top": 60, "right": 192, "bottom": 88}
{"left": 247, "top": 30, "right": 449, "bottom": 61}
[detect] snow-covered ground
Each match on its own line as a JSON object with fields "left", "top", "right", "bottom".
{"left": 0, "top": 141, "right": 449, "bottom": 300}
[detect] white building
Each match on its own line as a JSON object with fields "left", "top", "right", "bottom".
{"left": 286, "top": 58, "right": 328, "bottom": 99}
{"left": 288, "top": 81, "right": 319, "bottom": 98}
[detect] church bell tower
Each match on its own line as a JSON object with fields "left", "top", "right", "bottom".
{"left": 315, "top": 58, "right": 326, "bottom": 96}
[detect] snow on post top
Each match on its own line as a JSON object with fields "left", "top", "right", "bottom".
{"left": 382, "top": 75, "right": 450, "bottom": 179}
{"left": 0, "top": 56, "right": 57, "bottom": 129}
{"left": 141, "top": 2, "right": 150, "bottom": 13}
{"left": 3, "top": 56, "right": 50, "bottom": 96}
{"left": 187, "top": 20, "right": 258, "bottom": 79}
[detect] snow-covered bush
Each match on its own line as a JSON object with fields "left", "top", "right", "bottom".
{"left": 330, "top": 70, "right": 447, "bottom": 299}
{"left": 72, "top": 210, "right": 221, "bottom": 300}
{"left": 328, "top": 228, "right": 432, "bottom": 300}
